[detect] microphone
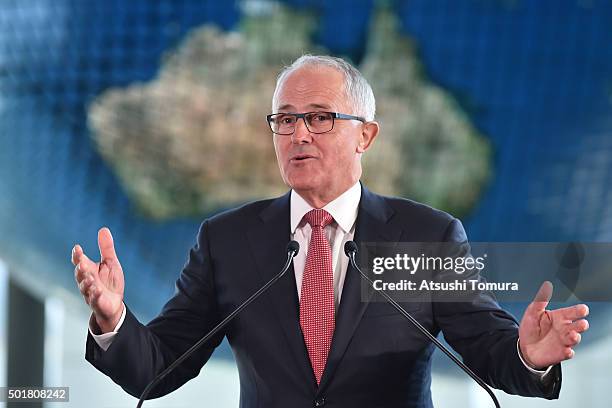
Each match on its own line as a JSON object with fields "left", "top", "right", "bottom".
{"left": 136, "top": 241, "right": 300, "bottom": 408}
{"left": 344, "top": 241, "right": 501, "bottom": 408}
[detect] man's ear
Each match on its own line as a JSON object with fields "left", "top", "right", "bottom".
{"left": 357, "top": 121, "right": 380, "bottom": 153}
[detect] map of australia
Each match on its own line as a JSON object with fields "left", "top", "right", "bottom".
{"left": 88, "top": 3, "right": 491, "bottom": 220}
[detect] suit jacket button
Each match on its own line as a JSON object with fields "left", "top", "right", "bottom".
{"left": 314, "top": 397, "right": 325, "bottom": 406}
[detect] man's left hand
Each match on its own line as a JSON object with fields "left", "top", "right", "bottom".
{"left": 518, "top": 281, "right": 589, "bottom": 370}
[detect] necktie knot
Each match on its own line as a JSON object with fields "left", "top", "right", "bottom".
{"left": 303, "top": 209, "right": 334, "bottom": 229}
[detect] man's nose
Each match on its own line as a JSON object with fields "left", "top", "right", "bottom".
{"left": 291, "top": 117, "right": 313, "bottom": 144}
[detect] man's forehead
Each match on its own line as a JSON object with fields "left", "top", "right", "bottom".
{"left": 274, "top": 67, "right": 348, "bottom": 112}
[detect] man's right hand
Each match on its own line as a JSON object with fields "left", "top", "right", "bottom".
{"left": 72, "top": 227, "right": 125, "bottom": 334}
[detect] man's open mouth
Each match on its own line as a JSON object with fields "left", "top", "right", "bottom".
{"left": 291, "top": 154, "right": 316, "bottom": 161}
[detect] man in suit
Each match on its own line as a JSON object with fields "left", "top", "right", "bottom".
{"left": 72, "top": 55, "right": 589, "bottom": 407}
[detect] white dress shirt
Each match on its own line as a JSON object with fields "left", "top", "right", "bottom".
{"left": 290, "top": 181, "right": 361, "bottom": 309}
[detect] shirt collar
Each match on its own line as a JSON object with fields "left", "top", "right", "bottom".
{"left": 290, "top": 181, "right": 361, "bottom": 234}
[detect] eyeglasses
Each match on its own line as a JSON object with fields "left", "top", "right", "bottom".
{"left": 266, "top": 111, "right": 366, "bottom": 135}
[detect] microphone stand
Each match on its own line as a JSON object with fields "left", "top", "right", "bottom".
{"left": 344, "top": 242, "right": 501, "bottom": 408}
{"left": 136, "top": 241, "right": 300, "bottom": 407}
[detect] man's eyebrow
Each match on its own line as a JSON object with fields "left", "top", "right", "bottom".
{"left": 309, "top": 103, "right": 331, "bottom": 110}
{"left": 276, "top": 103, "right": 332, "bottom": 112}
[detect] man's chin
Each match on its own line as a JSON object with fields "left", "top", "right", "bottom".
{"left": 285, "top": 177, "right": 319, "bottom": 193}
{"left": 288, "top": 183, "right": 316, "bottom": 193}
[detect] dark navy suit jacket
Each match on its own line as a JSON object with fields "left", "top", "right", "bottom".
{"left": 86, "top": 186, "right": 561, "bottom": 407}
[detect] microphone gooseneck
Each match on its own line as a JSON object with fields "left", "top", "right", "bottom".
{"left": 136, "top": 241, "right": 300, "bottom": 408}
{"left": 343, "top": 241, "right": 501, "bottom": 408}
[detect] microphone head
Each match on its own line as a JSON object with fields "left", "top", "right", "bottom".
{"left": 344, "top": 241, "right": 358, "bottom": 257}
{"left": 287, "top": 240, "right": 300, "bottom": 256}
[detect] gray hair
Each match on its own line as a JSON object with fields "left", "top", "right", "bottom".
{"left": 272, "top": 55, "right": 376, "bottom": 121}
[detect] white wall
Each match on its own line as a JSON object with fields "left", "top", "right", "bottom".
{"left": 50, "top": 296, "right": 240, "bottom": 408}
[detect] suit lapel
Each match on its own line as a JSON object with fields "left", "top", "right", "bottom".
{"left": 245, "top": 192, "right": 317, "bottom": 390}
{"left": 318, "top": 186, "right": 403, "bottom": 392}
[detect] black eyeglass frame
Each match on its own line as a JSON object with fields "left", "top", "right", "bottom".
{"left": 266, "top": 111, "right": 367, "bottom": 135}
